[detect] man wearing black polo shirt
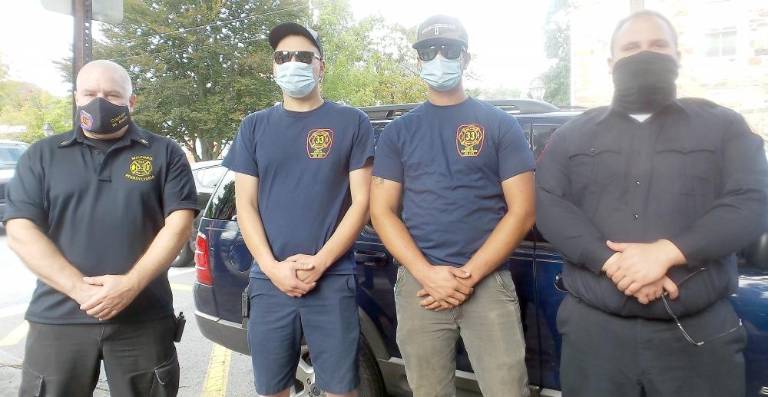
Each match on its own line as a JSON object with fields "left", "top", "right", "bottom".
{"left": 536, "top": 11, "right": 768, "bottom": 396}
{"left": 5, "top": 60, "right": 197, "bottom": 397}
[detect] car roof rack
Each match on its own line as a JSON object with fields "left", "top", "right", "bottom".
{"left": 360, "top": 99, "right": 561, "bottom": 120}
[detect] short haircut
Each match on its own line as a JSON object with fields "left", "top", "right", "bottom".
{"left": 610, "top": 10, "right": 678, "bottom": 55}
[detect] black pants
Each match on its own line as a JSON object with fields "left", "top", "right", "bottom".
{"left": 19, "top": 317, "right": 179, "bottom": 397}
{"left": 558, "top": 295, "right": 747, "bottom": 397}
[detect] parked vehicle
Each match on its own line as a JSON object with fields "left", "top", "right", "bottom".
{"left": 193, "top": 100, "right": 768, "bottom": 396}
{"left": 171, "top": 160, "right": 225, "bottom": 267}
{"left": 0, "top": 140, "right": 29, "bottom": 225}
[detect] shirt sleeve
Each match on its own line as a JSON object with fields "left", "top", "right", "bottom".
{"left": 498, "top": 114, "right": 535, "bottom": 181}
{"left": 349, "top": 112, "right": 375, "bottom": 171}
{"left": 222, "top": 117, "right": 259, "bottom": 177}
{"left": 2, "top": 146, "right": 48, "bottom": 228}
{"left": 670, "top": 113, "right": 768, "bottom": 264}
{"left": 535, "top": 129, "right": 615, "bottom": 274}
{"left": 372, "top": 122, "right": 404, "bottom": 183}
{"left": 162, "top": 144, "right": 199, "bottom": 217}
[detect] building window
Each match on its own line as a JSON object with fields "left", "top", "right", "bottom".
{"left": 706, "top": 29, "right": 737, "bottom": 57}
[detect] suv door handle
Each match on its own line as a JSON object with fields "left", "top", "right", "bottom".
{"left": 554, "top": 272, "right": 568, "bottom": 292}
{"left": 355, "top": 250, "right": 387, "bottom": 266}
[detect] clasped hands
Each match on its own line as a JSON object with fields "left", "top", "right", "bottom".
{"left": 601, "top": 239, "right": 684, "bottom": 304}
{"left": 70, "top": 274, "right": 142, "bottom": 321}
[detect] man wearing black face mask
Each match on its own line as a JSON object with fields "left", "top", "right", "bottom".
{"left": 536, "top": 10, "right": 768, "bottom": 396}
{"left": 5, "top": 60, "right": 197, "bottom": 396}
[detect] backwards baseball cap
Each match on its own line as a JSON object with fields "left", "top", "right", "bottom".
{"left": 413, "top": 15, "right": 469, "bottom": 49}
{"left": 268, "top": 22, "right": 323, "bottom": 58}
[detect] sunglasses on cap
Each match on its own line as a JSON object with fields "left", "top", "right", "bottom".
{"left": 273, "top": 50, "right": 322, "bottom": 65}
{"left": 416, "top": 44, "right": 465, "bottom": 62}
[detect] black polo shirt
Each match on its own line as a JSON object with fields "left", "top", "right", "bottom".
{"left": 536, "top": 99, "right": 768, "bottom": 319}
{"left": 3, "top": 123, "right": 198, "bottom": 324}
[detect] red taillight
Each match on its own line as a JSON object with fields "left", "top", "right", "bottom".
{"left": 195, "top": 232, "right": 213, "bottom": 286}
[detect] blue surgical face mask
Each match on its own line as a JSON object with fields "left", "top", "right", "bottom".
{"left": 419, "top": 55, "right": 463, "bottom": 91}
{"left": 274, "top": 61, "right": 317, "bottom": 98}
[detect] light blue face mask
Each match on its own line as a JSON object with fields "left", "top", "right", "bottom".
{"left": 419, "top": 55, "right": 463, "bottom": 91}
{"left": 274, "top": 61, "right": 318, "bottom": 98}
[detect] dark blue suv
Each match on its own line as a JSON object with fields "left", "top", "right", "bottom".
{"left": 193, "top": 99, "right": 768, "bottom": 397}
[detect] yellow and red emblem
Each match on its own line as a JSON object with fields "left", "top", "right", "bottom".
{"left": 456, "top": 124, "right": 485, "bottom": 157}
{"left": 306, "top": 128, "right": 334, "bottom": 159}
{"left": 125, "top": 155, "right": 155, "bottom": 181}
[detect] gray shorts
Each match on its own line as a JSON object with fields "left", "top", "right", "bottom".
{"left": 395, "top": 266, "right": 529, "bottom": 397}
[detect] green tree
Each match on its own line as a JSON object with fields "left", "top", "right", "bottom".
{"left": 87, "top": 0, "right": 308, "bottom": 160}
{"left": 315, "top": 0, "right": 426, "bottom": 106}
{"left": 0, "top": 82, "right": 72, "bottom": 143}
{"left": 541, "top": 0, "right": 571, "bottom": 106}
{"left": 58, "top": 0, "right": 428, "bottom": 158}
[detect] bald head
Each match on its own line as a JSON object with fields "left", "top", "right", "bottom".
{"left": 75, "top": 60, "right": 135, "bottom": 109}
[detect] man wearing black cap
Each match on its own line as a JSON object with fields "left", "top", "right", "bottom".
{"left": 536, "top": 11, "right": 767, "bottom": 396}
{"left": 370, "top": 15, "right": 535, "bottom": 397}
{"left": 224, "top": 22, "right": 374, "bottom": 397}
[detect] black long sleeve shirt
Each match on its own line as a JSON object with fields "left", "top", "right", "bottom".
{"left": 536, "top": 98, "right": 768, "bottom": 319}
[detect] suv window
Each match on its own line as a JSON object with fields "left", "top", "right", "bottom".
{"left": 531, "top": 124, "right": 559, "bottom": 159}
{"left": 0, "top": 145, "right": 26, "bottom": 166}
{"left": 204, "top": 170, "right": 236, "bottom": 220}
{"left": 195, "top": 166, "right": 227, "bottom": 190}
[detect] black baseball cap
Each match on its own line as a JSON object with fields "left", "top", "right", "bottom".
{"left": 413, "top": 15, "right": 469, "bottom": 49}
{"left": 268, "top": 22, "right": 323, "bottom": 58}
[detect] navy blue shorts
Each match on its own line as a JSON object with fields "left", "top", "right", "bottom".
{"left": 247, "top": 274, "right": 360, "bottom": 395}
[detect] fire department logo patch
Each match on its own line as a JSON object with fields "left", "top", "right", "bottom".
{"left": 125, "top": 155, "right": 154, "bottom": 181}
{"left": 456, "top": 124, "right": 485, "bottom": 157}
{"left": 80, "top": 110, "right": 94, "bottom": 130}
{"left": 306, "top": 129, "right": 334, "bottom": 159}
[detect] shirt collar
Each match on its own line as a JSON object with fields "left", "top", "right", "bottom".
{"left": 59, "top": 121, "right": 150, "bottom": 148}
{"left": 597, "top": 99, "right": 689, "bottom": 125}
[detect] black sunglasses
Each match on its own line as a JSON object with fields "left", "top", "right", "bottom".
{"left": 416, "top": 44, "right": 465, "bottom": 62}
{"left": 660, "top": 268, "right": 743, "bottom": 346}
{"left": 273, "top": 50, "right": 322, "bottom": 65}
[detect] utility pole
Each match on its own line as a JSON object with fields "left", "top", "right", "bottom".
{"left": 72, "top": 0, "right": 92, "bottom": 126}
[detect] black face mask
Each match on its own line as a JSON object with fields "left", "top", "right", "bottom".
{"left": 78, "top": 97, "right": 131, "bottom": 134}
{"left": 612, "top": 51, "right": 679, "bottom": 114}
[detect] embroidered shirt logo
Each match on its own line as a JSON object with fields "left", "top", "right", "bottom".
{"left": 456, "top": 124, "right": 485, "bottom": 157}
{"left": 306, "top": 129, "right": 334, "bottom": 159}
{"left": 125, "top": 155, "right": 154, "bottom": 181}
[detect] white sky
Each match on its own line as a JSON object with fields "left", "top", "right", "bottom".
{"left": 0, "top": 0, "right": 551, "bottom": 97}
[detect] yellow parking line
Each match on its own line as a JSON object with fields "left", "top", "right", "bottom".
{"left": 0, "top": 321, "right": 29, "bottom": 347}
{"left": 170, "top": 283, "right": 193, "bottom": 292}
{"left": 201, "top": 343, "right": 231, "bottom": 397}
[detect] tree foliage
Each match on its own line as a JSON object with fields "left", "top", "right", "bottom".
{"left": 88, "top": 0, "right": 310, "bottom": 160}
{"left": 0, "top": 57, "right": 72, "bottom": 143}
{"left": 316, "top": 0, "right": 425, "bottom": 106}
{"left": 53, "top": 0, "right": 426, "bottom": 159}
{"left": 541, "top": 0, "right": 571, "bottom": 106}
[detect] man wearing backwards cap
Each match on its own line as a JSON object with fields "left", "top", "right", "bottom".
{"left": 223, "top": 22, "right": 374, "bottom": 397}
{"left": 371, "top": 15, "right": 535, "bottom": 397}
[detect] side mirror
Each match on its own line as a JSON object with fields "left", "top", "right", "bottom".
{"left": 741, "top": 233, "right": 768, "bottom": 270}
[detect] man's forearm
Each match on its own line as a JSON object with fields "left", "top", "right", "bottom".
{"left": 126, "top": 210, "right": 194, "bottom": 290}
{"left": 464, "top": 210, "right": 535, "bottom": 281}
{"left": 315, "top": 200, "right": 369, "bottom": 269}
{"left": 237, "top": 204, "right": 280, "bottom": 270}
{"left": 370, "top": 208, "right": 433, "bottom": 280}
{"left": 6, "top": 218, "right": 85, "bottom": 298}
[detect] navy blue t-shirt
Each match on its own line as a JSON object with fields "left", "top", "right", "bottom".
{"left": 223, "top": 101, "right": 374, "bottom": 278}
{"left": 373, "top": 97, "right": 535, "bottom": 267}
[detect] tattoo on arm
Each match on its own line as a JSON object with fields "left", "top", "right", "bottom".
{"left": 373, "top": 176, "right": 385, "bottom": 184}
